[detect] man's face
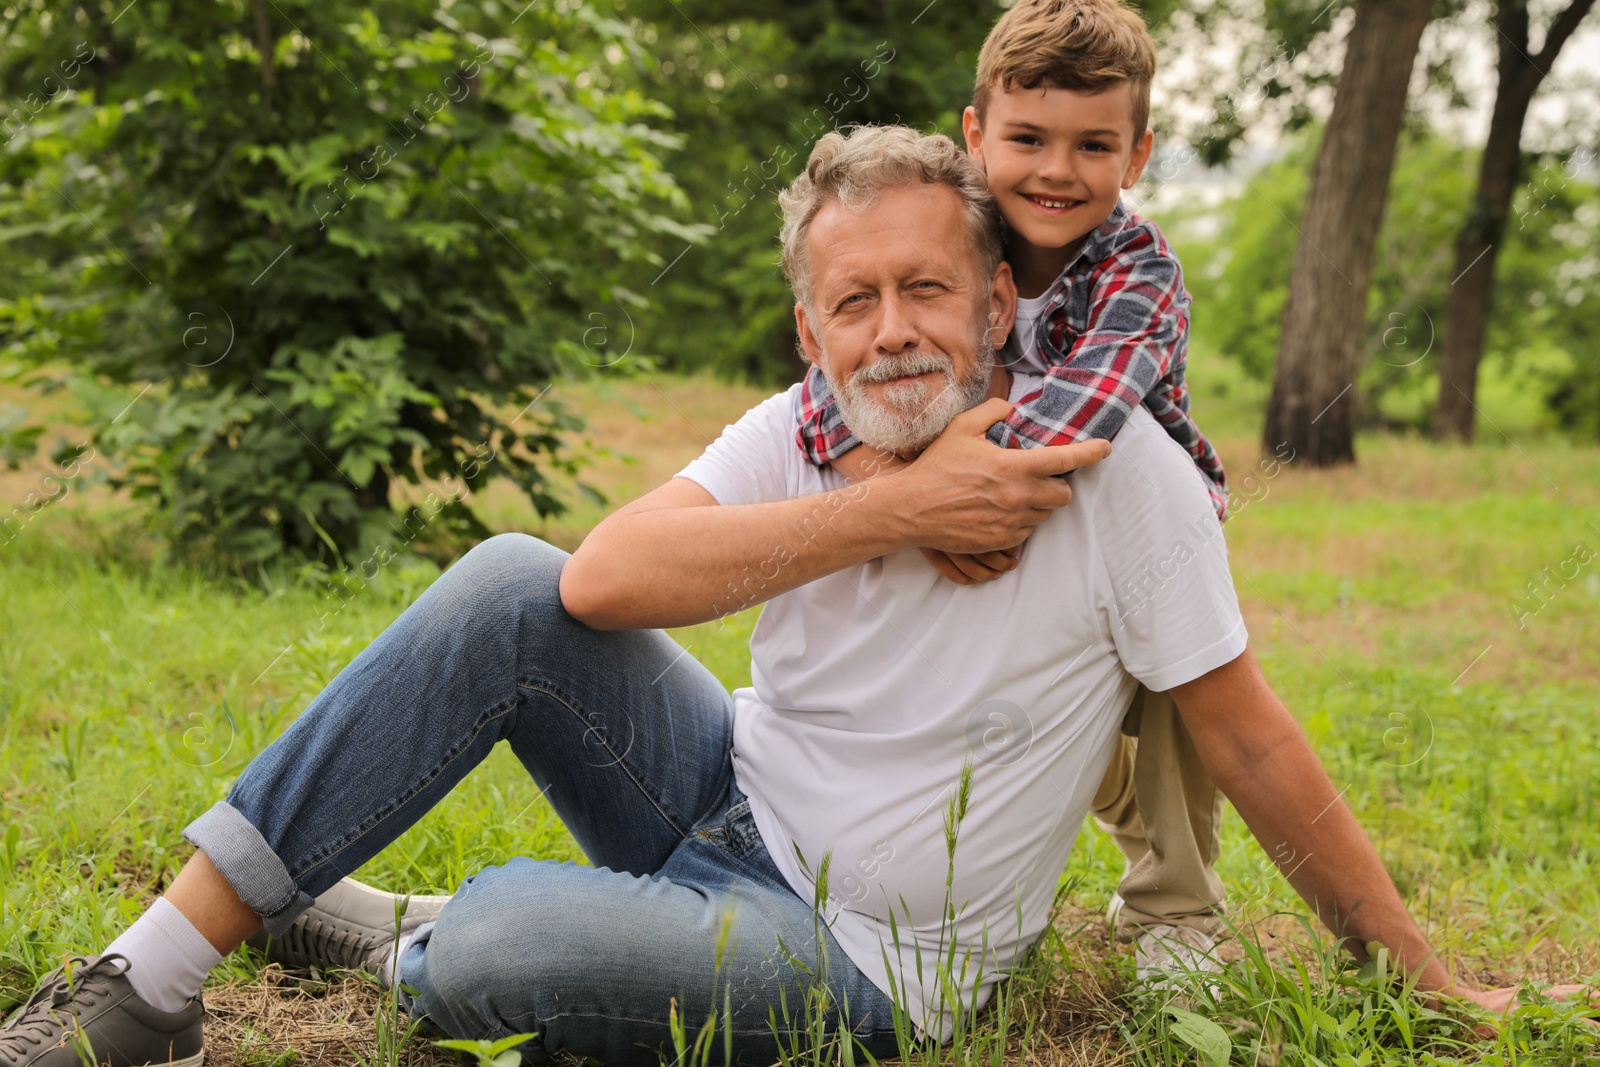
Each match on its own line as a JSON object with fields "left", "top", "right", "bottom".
{"left": 795, "top": 183, "right": 1016, "bottom": 457}
{"left": 963, "top": 83, "right": 1153, "bottom": 274}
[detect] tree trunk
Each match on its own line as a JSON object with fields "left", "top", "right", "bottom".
{"left": 1432, "top": 0, "right": 1597, "bottom": 441}
{"left": 252, "top": 0, "right": 277, "bottom": 109}
{"left": 1261, "top": 0, "right": 1432, "bottom": 466}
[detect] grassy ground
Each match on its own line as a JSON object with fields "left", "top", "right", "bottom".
{"left": 1, "top": 354, "right": 1597, "bottom": 1065}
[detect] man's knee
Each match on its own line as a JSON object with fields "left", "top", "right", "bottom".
{"left": 413, "top": 860, "right": 587, "bottom": 1024}
{"left": 433, "top": 533, "right": 569, "bottom": 620}
{"left": 459, "top": 532, "right": 566, "bottom": 578}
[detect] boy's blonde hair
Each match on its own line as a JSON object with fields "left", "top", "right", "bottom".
{"left": 974, "top": 0, "right": 1156, "bottom": 139}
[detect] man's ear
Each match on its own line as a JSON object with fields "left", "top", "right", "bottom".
{"left": 961, "top": 105, "right": 986, "bottom": 169}
{"left": 795, "top": 302, "right": 824, "bottom": 368}
{"left": 987, "top": 261, "right": 1018, "bottom": 343}
{"left": 1122, "top": 128, "right": 1155, "bottom": 189}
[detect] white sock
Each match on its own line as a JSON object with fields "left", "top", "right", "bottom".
{"left": 103, "top": 897, "right": 224, "bottom": 1012}
{"left": 377, "top": 928, "right": 423, "bottom": 990}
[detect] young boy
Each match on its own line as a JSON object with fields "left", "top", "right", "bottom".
{"left": 795, "top": 0, "right": 1233, "bottom": 977}
{"left": 800, "top": 0, "right": 1224, "bottom": 521}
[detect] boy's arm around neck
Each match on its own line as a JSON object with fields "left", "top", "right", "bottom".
{"left": 987, "top": 217, "right": 1187, "bottom": 451}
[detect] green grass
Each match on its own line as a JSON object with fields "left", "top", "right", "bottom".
{"left": 1, "top": 370, "right": 1597, "bottom": 1064}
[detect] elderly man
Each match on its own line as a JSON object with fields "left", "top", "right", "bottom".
{"left": 2, "top": 126, "right": 1573, "bottom": 1067}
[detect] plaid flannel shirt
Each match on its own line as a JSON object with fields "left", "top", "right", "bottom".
{"left": 794, "top": 202, "right": 1229, "bottom": 521}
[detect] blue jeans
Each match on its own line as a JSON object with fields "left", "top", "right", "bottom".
{"left": 185, "top": 534, "right": 909, "bottom": 1065}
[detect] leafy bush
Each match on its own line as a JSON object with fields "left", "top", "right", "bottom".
{"left": 0, "top": 0, "right": 701, "bottom": 564}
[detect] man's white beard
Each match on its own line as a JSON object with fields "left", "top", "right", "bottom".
{"left": 827, "top": 341, "right": 998, "bottom": 457}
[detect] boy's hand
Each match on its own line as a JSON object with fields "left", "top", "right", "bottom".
{"left": 920, "top": 545, "right": 1022, "bottom": 585}
{"left": 830, "top": 442, "right": 909, "bottom": 483}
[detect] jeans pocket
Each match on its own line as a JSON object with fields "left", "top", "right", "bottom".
{"left": 693, "top": 788, "right": 762, "bottom": 860}
{"left": 724, "top": 798, "right": 758, "bottom": 850}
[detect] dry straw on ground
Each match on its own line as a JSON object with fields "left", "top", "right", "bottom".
{"left": 202, "top": 968, "right": 454, "bottom": 1067}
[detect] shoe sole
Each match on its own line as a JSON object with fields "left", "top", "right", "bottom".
{"left": 111, "top": 1050, "right": 205, "bottom": 1067}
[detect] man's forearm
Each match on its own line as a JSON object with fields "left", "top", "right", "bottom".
{"left": 1226, "top": 726, "right": 1451, "bottom": 989}
{"left": 560, "top": 398, "right": 1103, "bottom": 630}
{"left": 560, "top": 480, "right": 909, "bottom": 630}
{"left": 1173, "top": 652, "right": 1456, "bottom": 992}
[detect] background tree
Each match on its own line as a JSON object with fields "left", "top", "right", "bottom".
{"left": 608, "top": 0, "right": 1192, "bottom": 384}
{"left": 1163, "top": 0, "right": 1354, "bottom": 166}
{"left": 610, "top": 0, "right": 1003, "bottom": 383}
{"left": 1431, "top": 0, "right": 1597, "bottom": 441}
{"left": 1260, "top": 0, "right": 1435, "bottom": 465}
{"left": 1182, "top": 132, "right": 1599, "bottom": 437}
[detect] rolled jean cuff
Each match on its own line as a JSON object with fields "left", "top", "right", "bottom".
{"left": 393, "top": 920, "right": 437, "bottom": 1018}
{"left": 182, "top": 800, "right": 315, "bottom": 937}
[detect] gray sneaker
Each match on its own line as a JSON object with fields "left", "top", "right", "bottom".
{"left": 249, "top": 877, "right": 450, "bottom": 983}
{"left": 0, "top": 954, "right": 204, "bottom": 1067}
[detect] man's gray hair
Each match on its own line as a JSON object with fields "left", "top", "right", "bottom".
{"left": 778, "top": 125, "right": 1005, "bottom": 311}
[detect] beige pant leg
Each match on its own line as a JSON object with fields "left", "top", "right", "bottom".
{"left": 1090, "top": 684, "right": 1226, "bottom": 940}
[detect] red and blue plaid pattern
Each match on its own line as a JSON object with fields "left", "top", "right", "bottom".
{"left": 794, "top": 203, "right": 1229, "bottom": 520}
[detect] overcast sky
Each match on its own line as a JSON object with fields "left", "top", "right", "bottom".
{"left": 1151, "top": 4, "right": 1599, "bottom": 172}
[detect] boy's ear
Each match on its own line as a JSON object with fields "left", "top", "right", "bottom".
{"left": 1122, "top": 129, "right": 1155, "bottom": 189}
{"left": 961, "top": 105, "right": 986, "bottom": 168}
{"left": 795, "top": 303, "right": 824, "bottom": 368}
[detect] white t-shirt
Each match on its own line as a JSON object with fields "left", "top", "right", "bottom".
{"left": 1007, "top": 291, "right": 1054, "bottom": 375}
{"left": 674, "top": 373, "right": 1246, "bottom": 1039}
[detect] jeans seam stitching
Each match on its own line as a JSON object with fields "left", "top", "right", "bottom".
{"left": 515, "top": 679, "right": 688, "bottom": 838}
{"left": 533, "top": 1006, "right": 787, "bottom": 1034}
{"left": 695, "top": 826, "right": 739, "bottom": 855}
{"left": 294, "top": 699, "right": 520, "bottom": 880}
{"left": 258, "top": 887, "right": 303, "bottom": 920}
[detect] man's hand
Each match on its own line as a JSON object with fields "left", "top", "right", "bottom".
{"left": 881, "top": 397, "right": 1109, "bottom": 557}
{"left": 1171, "top": 651, "right": 1600, "bottom": 1038}
{"left": 1445, "top": 983, "right": 1599, "bottom": 1038}
{"left": 563, "top": 398, "right": 1106, "bottom": 630}
{"left": 831, "top": 438, "right": 1026, "bottom": 585}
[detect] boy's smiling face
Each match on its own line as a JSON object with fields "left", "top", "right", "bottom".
{"left": 963, "top": 83, "right": 1153, "bottom": 294}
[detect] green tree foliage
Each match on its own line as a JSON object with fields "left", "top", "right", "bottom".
{"left": 608, "top": 0, "right": 1191, "bottom": 384}
{"left": 1163, "top": 1, "right": 1492, "bottom": 165}
{"left": 0, "top": 0, "right": 698, "bottom": 565}
{"left": 1174, "top": 0, "right": 1355, "bottom": 164}
{"left": 605, "top": 0, "right": 1006, "bottom": 383}
{"left": 1503, "top": 151, "right": 1600, "bottom": 441}
{"left": 1183, "top": 132, "right": 1600, "bottom": 436}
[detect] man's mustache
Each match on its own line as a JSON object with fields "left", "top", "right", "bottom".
{"left": 850, "top": 351, "right": 956, "bottom": 386}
